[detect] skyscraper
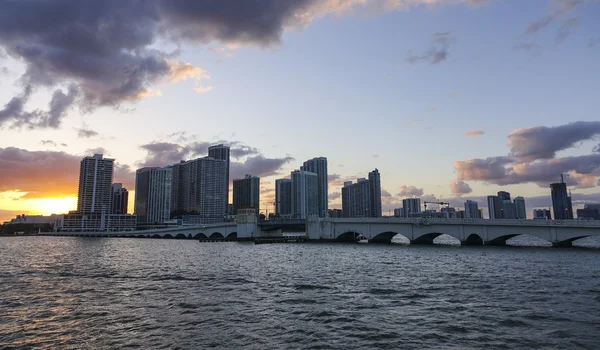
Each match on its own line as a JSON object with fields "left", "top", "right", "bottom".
{"left": 501, "top": 200, "right": 517, "bottom": 219}
{"left": 368, "top": 168, "right": 382, "bottom": 218}
{"left": 551, "top": 181, "right": 573, "bottom": 220}
{"left": 169, "top": 157, "right": 227, "bottom": 223}
{"left": 134, "top": 167, "right": 172, "bottom": 225}
{"left": 464, "top": 200, "right": 480, "bottom": 219}
{"left": 301, "top": 157, "right": 328, "bottom": 217}
{"left": 533, "top": 209, "right": 552, "bottom": 220}
{"left": 275, "top": 178, "right": 292, "bottom": 217}
{"left": 402, "top": 198, "right": 421, "bottom": 217}
{"left": 291, "top": 170, "right": 318, "bottom": 219}
{"left": 77, "top": 154, "right": 114, "bottom": 214}
{"left": 232, "top": 174, "right": 260, "bottom": 215}
{"left": 111, "top": 183, "right": 128, "bottom": 214}
{"left": 208, "top": 144, "right": 230, "bottom": 215}
{"left": 514, "top": 196, "right": 526, "bottom": 219}
{"left": 487, "top": 195, "right": 502, "bottom": 219}
{"left": 342, "top": 179, "right": 371, "bottom": 217}
{"left": 497, "top": 191, "right": 511, "bottom": 201}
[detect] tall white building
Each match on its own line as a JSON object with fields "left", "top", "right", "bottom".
{"left": 134, "top": 167, "right": 172, "bottom": 225}
{"left": 514, "top": 196, "right": 526, "bottom": 219}
{"left": 402, "top": 198, "right": 421, "bottom": 217}
{"left": 464, "top": 200, "right": 481, "bottom": 219}
{"left": 291, "top": 170, "right": 318, "bottom": 219}
{"left": 77, "top": 154, "right": 114, "bottom": 214}
{"left": 342, "top": 179, "right": 371, "bottom": 217}
{"left": 301, "top": 157, "right": 328, "bottom": 217}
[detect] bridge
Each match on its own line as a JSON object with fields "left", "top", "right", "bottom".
{"left": 306, "top": 217, "right": 600, "bottom": 247}
{"left": 42, "top": 222, "right": 238, "bottom": 239}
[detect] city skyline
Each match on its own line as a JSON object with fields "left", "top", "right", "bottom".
{"left": 1, "top": 0, "right": 600, "bottom": 221}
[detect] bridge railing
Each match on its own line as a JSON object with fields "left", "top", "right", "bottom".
{"left": 320, "top": 217, "right": 600, "bottom": 228}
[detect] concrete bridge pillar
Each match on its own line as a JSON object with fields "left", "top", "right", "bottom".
{"left": 236, "top": 211, "right": 258, "bottom": 239}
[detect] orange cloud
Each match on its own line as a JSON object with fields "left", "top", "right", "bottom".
{"left": 463, "top": 129, "right": 484, "bottom": 137}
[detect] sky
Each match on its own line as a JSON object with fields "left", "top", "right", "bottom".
{"left": 1, "top": 0, "right": 600, "bottom": 221}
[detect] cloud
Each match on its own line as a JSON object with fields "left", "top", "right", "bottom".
{"left": 427, "top": 106, "right": 438, "bottom": 111}
{"left": 381, "top": 189, "right": 392, "bottom": 197}
{"left": 397, "top": 185, "right": 424, "bottom": 197}
{"left": 508, "top": 121, "right": 600, "bottom": 162}
{"left": 406, "top": 31, "right": 454, "bottom": 65}
{"left": 329, "top": 192, "right": 341, "bottom": 201}
{"left": 449, "top": 180, "right": 472, "bottom": 195}
{"left": 230, "top": 155, "right": 294, "bottom": 179}
{"left": 40, "top": 140, "right": 57, "bottom": 147}
{"left": 524, "top": 0, "right": 581, "bottom": 36}
{"left": 0, "top": 1, "right": 483, "bottom": 129}
{"left": 372, "top": 154, "right": 379, "bottom": 158}
{"left": 194, "top": 85, "right": 214, "bottom": 94}
{"left": 556, "top": 17, "right": 580, "bottom": 44}
{"left": 139, "top": 139, "right": 261, "bottom": 167}
{"left": 463, "top": 129, "right": 484, "bottom": 137}
{"left": 513, "top": 42, "right": 543, "bottom": 56}
{"left": 76, "top": 127, "right": 100, "bottom": 138}
{"left": 1, "top": 67, "right": 8, "bottom": 75}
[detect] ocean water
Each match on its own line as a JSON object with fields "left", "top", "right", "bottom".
{"left": 1, "top": 236, "right": 599, "bottom": 349}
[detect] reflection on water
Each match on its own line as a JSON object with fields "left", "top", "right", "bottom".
{"left": 1, "top": 236, "right": 599, "bottom": 349}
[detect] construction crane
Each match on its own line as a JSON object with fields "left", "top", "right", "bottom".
{"left": 423, "top": 201, "right": 450, "bottom": 211}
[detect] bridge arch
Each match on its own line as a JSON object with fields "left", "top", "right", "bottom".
{"left": 411, "top": 232, "right": 445, "bottom": 245}
{"left": 209, "top": 232, "right": 224, "bottom": 239}
{"left": 335, "top": 231, "right": 362, "bottom": 242}
{"left": 553, "top": 235, "right": 593, "bottom": 247}
{"left": 463, "top": 233, "right": 484, "bottom": 246}
{"left": 174, "top": 233, "right": 187, "bottom": 239}
{"left": 370, "top": 231, "right": 408, "bottom": 244}
{"left": 194, "top": 232, "right": 208, "bottom": 239}
{"left": 226, "top": 232, "right": 237, "bottom": 240}
{"left": 163, "top": 234, "right": 174, "bottom": 239}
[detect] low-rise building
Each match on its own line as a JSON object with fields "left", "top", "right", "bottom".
{"left": 62, "top": 212, "right": 136, "bottom": 231}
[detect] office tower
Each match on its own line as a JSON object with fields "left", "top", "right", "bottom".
{"left": 551, "top": 181, "right": 573, "bottom": 220}
{"left": 533, "top": 209, "right": 552, "bottom": 220}
{"left": 208, "top": 144, "right": 230, "bottom": 216}
{"left": 464, "top": 200, "right": 480, "bottom": 219}
{"left": 501, "top": 200, "right": 517, "bottom": 219}
{"left": 497, "top": 191, "right": 511, "bottom": 201}
{"left": 291, "top": 170, "right": 318, "bottom": 219}
{"left": 487, "top": 195, "right": 502, "bottom": 219}
{"left": 111, "top": 183, "right": 129, "bottom": 214}
{"left": 134, "top": 167, "right": 172, "bottom": 225}
{"left": 514, "top": 196, "right": 526, "bottom": 219}
{"left": 169, "top": 157, "right": 227, "bottom": 223}
{"left": 232, "top": 174, "right": 260, "bottom": 215}
{"left": 342, "top": 179, "right": 371, "bottom": 218}
{"left": 577, "top": 207, "right": 600, "bottom": 220}
{"left": 301, "top": 157, "right": 328, "bottom": 217}
{"left": 402, "top": 198, "right": 421, "bottom": 217}
{"left": 368, "top": 169, "right": 382, "bottom": 217}
{"left": 77, "top": 154, "right": 114, "bottom": 213}
{"left": 275, "top": 179, "right": 292, "bottom": 217}
{"left": 441, "top": 207, "right": 456, "bottom": 218}
{"left": 394, "top": 208, "right": 404, "bottom": 217}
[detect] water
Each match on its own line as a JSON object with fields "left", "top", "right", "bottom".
{"left": 1, "top": 236, "right": 599, "bottom": 349}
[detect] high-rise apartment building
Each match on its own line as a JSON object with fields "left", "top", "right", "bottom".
{"left": 514, "top": 196, "right": 526, "bottom": 219}
{"left": 501, "top": 200, "right": 517, "bottom": 219}
{"left": 275, "top": 178, "right": 292, "bottom": 217}
{"left": 342, "top": 179, "right": 371, "bottom": 218}
{"left": 368, "top": 169, "right": 382, "bottom": 218}
{"left": 533, "top": 209, "right": 552, "bottom": 220}
{"left": 291, "top": 170, "right": 318, "bottom": 219}
{"left": 487, "top": 195, "right": 502, "bottom": 219}
{"left": 402, "top": 198, "right": 421, "bottom": 217}
{"left": 170, "top": 157, "right": 227, "bottom": 223}
{"left": 232, "top": 174, "right": 260, "bottom": 215}
{"left": 134, "top": 167, "right": 172, "bottom": 225}
{"left": 110, "top": 183, "right": 128, "bottom": 214}
{"left": 497, "top": 191, "right": 511, "bottom": 201}
{"left": 301, "top": 157, "right": 328, "bottom": 217}
{"left": 551, "top": 181, "right": 573, "bottom": 220}
{"left": 208, "top": 144, "right": 230, "bottom": 215}
{"left": 77, "top": 154, "right": 114, "bottom": 214}
{"left": 464, "top": 200, "right": 480, "bottom": 219}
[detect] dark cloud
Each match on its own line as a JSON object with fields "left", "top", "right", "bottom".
{"left": 139, "top": 139, "right": 261, "bottom": 167}
{"left": 230, "top": 155, "right": 294, "bottom": 179}
{"left": 454, "top": 156, "right": 513, "bottom": 183}
{"left": 397, "top": 185, "right": 424, "bottom": 198}
{"left": 0, "top": 67, "right": 8, "bottom": 75}
{"left": 40, "top": 140, "right": 57, "bottom": 147}
{"left": 556, "top": 17, "right": 580, "bottom": 44}
{"left": 381, "top": 189, "right": 392, "bottom": 197}
{"left": 85, "top": 147, "right": 108, "bottom": 156}
{"left": 76, "top": 127, "right": 100, "bottom": 138}
{"left": 406, "top": 31, "right": 454, "bottom": 65}
{"left": 449, "top": 180, "right": 472, "bottom": 195}
{"left": 508, "top": 121, "right": 600, "bottom": 162}
{"left": 60, "top": 143, "right": 68, "bottom": 147}
{"left": 329, "top": 192, "right": 341, "bottom": 201}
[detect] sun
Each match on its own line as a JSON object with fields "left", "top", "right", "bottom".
{"left": 28, "top": 197, "right": 77, "bottom": 216}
